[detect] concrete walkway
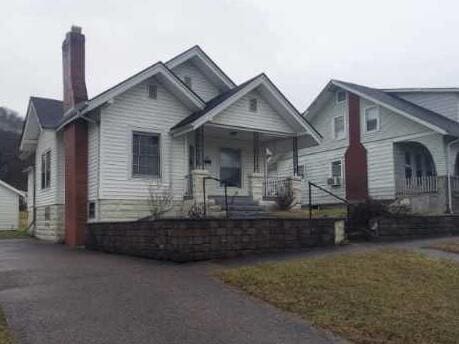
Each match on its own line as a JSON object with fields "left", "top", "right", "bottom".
{"left": 0, "top": 239, "right": 344, "bottom": 344}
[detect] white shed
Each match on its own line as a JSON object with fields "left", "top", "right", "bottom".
{"left": 0, "top": 179, "right": 25, "bottom": 230}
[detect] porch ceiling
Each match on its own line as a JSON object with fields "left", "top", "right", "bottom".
{"left": 202, "top": 125, "right": 293, "bottom": 142}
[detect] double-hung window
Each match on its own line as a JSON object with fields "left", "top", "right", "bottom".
{"left": 41, "top": 150, "right": 51, "bottom": 189}
{"left": 364, "top": 106, "right": 380, "bottom": 133}
{"left": 132, "top": 132, "right": 160, "bottom": 177}
{"left": 333, "top": 115, "right": 345, "bottom": 140}
{"left": 331, "top": 160, "right": 342, "bottom": 179}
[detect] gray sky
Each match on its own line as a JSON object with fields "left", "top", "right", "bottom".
{"left": 1, "top": 0, "right": 459, "bottom": 116}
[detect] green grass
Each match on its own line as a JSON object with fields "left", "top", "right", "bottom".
{"left": 218, "top": 249, "right": 459, "bottom": 344}
{"left": 271, "top": 207, "right": 347, "bottom": 219}
{"left": 0, "top": 308, "right": 14, "bottom": 344}
{"left": 0, "top": 230, "right": 29, "bottom": 240}
{"left": 427, "top": 239, "right": 459, "bottom": 254}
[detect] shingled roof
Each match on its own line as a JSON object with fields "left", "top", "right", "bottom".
{"left": 30, "top": 97, "right": 63, "bottom": 129}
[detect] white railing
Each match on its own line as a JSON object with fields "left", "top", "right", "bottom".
{"left": 450, "top": 176, "right": 459, "bottom": 193}
{"left": 263, "top": 177, "right": 290, "bottom": 198}
{"left": 395, "top": 176, "right": 439, "bottom": 196}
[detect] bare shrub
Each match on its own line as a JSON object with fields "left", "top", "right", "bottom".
{"left": 187, "top": 201, "right": 206, "bottom": 219}
{"left": 148, "top": 187, "right": 173, "bottom": 220}
{"left": 274, "top": 184, "right": 295, "bottom": 210}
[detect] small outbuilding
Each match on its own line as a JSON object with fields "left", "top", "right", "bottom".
{"left": 0, "top": 179, "right": 25, "bottom": 230}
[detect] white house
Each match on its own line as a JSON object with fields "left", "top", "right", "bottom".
{"left": 0, "top": 179, "right": 25, "bottom": 230}
{"left": 19, "top": 26, "right": 320, "bottom": 246}
{"left": 275, "top": 80, "right": 459, "bottom": 213}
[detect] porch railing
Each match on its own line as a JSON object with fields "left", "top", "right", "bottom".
{"left": 263, "top": 177, "right": 290, "bottom": 198}
{"left": 395, "top": 176, "right": 439, "bottom": 196}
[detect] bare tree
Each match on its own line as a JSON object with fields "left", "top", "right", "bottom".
{"left": 148, "top": 186, "right": 173, "bottom": 220}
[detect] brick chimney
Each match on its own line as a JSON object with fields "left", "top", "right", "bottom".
{"left": 62, "top": 26, "right": 88, "bottom": 112}
{"left": 62, "top": 26, "right": 88, "bottom": 248}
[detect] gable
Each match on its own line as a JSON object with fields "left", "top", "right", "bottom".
{"left": 171, "top": 60, "right": 221, "bottom": 101}
{"left": 210, "top": 89, "right": 295, "bottom": 134}
{"left": 20, "top": 102, "right": 42, "bottom": 154}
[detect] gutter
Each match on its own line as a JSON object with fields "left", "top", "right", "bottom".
{"left": 447, "top": 138, "right": 459, "bottom": 213}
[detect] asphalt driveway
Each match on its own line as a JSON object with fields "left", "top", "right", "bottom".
{"left": 0, "top": 239, "right": 343, "bottom": 344}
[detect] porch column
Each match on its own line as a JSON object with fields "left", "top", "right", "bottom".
{"left": 292, "top": 136, "right": 299, "bottom": 176}
{"left": 249, "top": 132, "right": 264, "bottom": 202}
{"left": 195, "top": 126, "right": 205, "bottom": 169}
{"left": 192, "top": 126, "right": 209, "bottom": 204}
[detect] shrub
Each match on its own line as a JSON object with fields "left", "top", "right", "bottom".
{"left": 274, "top": 184, "right": 296, "bottom": 210}
{"left": 348, "top": 198, "right": 409, "bottom": 228}
{"left": 187, "top": 201, "right": 206, "bottom": 219}
{"left": 148, "top": 188, "right": 173, "bottom": 220}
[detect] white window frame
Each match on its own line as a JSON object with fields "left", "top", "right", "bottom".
{"left": 249, "top": 98, "right": 258, "bottom": 112}
{"left": 336, "top": 90, "right": 346, "bottom": 104}
{"left": 332, "top": 115, "right": 346, "bottom": 140}
{"left": 330, "top": 159, "right": 344, "bottom": 178}
{"left": 41, "top": 149, "right": 51, "bottom": 190}
{"left": 130, "top": 130, "right": 162, "bottom": 180}
{"left": 364, "top": 106, "right": 380, "bottom": 133}
{"left": 147, "top": 84, "right": 158, "bottom": 99}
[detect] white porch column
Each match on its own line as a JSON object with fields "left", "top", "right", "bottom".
{"left": 249, "top": 173, "right": 264, "bottom": 202}
{"left": 191, "top": 169, "right": 210, "bottom": 203}
{"left": 288, "top": 176, "right": 302, "bottom": 209}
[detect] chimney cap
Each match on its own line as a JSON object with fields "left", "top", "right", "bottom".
{"left": 71, "top": 25, "right": 82, "bottom": 34}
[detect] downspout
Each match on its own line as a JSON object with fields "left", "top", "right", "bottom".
{"left": 447, "top": 138, "right": 459, "bottom": 213}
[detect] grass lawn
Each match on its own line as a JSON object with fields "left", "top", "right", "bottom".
{"left": 0, "top": 308, "right": 14, "bottom": 344}
{"left": 427, "top": 239, "right": 459, "bottom": 254}
{"left": 0, "top": 230, "right": 29, "bottom": 240}
{"left": 218, "top": 249, "right": 459, "bottom": 344}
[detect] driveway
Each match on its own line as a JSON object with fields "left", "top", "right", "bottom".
{"left": 0, "top": 239, "right": 343, "bottom": 344}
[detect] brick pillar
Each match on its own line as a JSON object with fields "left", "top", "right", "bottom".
{"left": 288, "top": 176, "right": 302, "bottom": 209}
{"left": 64, "top": 120, "right": 88, "bottom": 247}
{"left": 191, "top": 169, "right": 210, "bottom": 204}
{"left": 344, "top": 92, "right": 368, "bottom": 202}
{"left": 249, "top": 173, "right": 264, "bottom": 202}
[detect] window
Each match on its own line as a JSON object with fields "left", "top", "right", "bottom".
{"left": 132, "top": 132, "right": 160, "bottom": 177}
{"left": 333, "top": 115, "right": 345, "bottom": 140}
{"left": 298, "top": 165, "right": 305, "bottom": 179}
{"left": 184, "top": 76, "right": 192, "bottom": 89}
{"left": 336, "top": 90, "right": 346, "bottom": 103}
{"left": 41, "top": 150, "right": 51, "bottom": 189}
{"left": 88, "top": 202, "right": 96, "bottom": 219}
{"left": 220, "top": 148, "right": 241, "bottom": 187}
{"left": 249, "top": 98, "right": 258, "bottom": 112}
{"left": 331, "top": 160, "right": 342, "bottom": 178}
{"left": 148, "top": 84, "right": 157, "bottom": 99}
{"left": 364, "top": 106, "right": 380, "bottom": 133}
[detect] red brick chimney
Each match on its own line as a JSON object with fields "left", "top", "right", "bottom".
{"left": 62, "top": 26, "right": 88, "bottom": 247}
{"left": 62, "top": 26, "right": 88, "bottom": 112}
{"left": 344, "top": 92, "right": 369, "bottom": 202}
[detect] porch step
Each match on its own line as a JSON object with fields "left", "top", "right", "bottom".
{"left": 211, "top": 196, "right": 269, "bottom": 218}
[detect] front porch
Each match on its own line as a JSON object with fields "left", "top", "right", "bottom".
{"left": 181, "top": 124, "right": 303, "bottom": 208}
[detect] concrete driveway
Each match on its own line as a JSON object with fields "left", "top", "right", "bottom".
{"left": 0, "top": 239, "right": 343, "bottom": 344}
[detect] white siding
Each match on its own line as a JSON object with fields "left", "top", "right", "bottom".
{"left": 88, "top": 121, "right": 99, "bottom": 201}
{"left": 211, "top": 90, "right": 295, "bottom": 134}
{"left": 394, "top": 92, "right": 459, "bottom": 122}
{"left": 0, "top": 186, "right": 20, "bottom": 230}
{"left": 27, "top": 169, "right": 34, "bottom": 226}
{"left": 99, "top": 77, "right": 191, "bottom": 201}
{"left": 35, "top": 129, "right": 59, "bottom": 206}
{"left": 56, "top": 133, "right": 65, "bottom": 204}
{"left": 171, "top": 61, "right": 221, "bottom": 101}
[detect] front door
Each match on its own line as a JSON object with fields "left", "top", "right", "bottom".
{"left": 219, "top": 148, "right": 241, "bottom": 188}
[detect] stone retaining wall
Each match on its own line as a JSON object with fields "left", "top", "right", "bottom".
{"left": 86, "top": 218, "right": 341, "bottom": 262}
{"left": 370, "top": 215, "right": 459, "bottom": 240}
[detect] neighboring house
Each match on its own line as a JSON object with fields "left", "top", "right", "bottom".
{"left": 276, "top": 80, "right": 459, "bottom": 213}
{"left": 19, "top": 26, "right": 320, "bottom": 246}
{"left": 0, "top": 179, "right": 25, "bottom": 230}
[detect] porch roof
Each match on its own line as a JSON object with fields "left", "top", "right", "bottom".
{"left": 170, "top": 73, "right": 322, "bottom": 142}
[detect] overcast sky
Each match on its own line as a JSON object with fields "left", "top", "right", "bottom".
{"left": 1, "top": 0, "right": 459, "bottom": 116}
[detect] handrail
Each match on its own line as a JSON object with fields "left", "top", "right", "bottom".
{"left": 307, "top": 181, "right": 350, "bottom": 220}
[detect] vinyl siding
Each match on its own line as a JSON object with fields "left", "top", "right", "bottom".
{"left": 99, "top": 76, "right": 191, "bottom": 201}
{"left": 56, "top": 133, "right": 65, "bottom": 204}
{"left": 211, "top": 90, "right": 295, "bottom": 134}
{"left": 0, "top": 186, "right": 19, "bottom": 230}
{"left": 88, "top": 121, "right": 99, "bottom": 201}
{"left": 170, "top": 61, "right": 221, "bottom": 102}
{"left": 394, "top": 92, "right": 459, "bottom": 122}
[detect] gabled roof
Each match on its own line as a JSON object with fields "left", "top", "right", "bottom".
{"left": 382, "top": 87, "right": 459, "bottom": 93}
{"left": 171, "top": 73, "right": 322, "bottom": 142}
{"left": 30, "top": 97, "right": 63, "bottom": 129}
{"left": 0, "top": 179, "right": 25, "bottom": 198}
{"left": 166, "top": 45, "right": 236, "bottom": 91}
{"left": 58, "top": 62, "right": 206, "bottom": 130}
{"left": 306, "top": 79, "right": 459, "bottom": 137}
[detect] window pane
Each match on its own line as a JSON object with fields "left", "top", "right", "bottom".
{"left": 331, "top": 161, "right": 342, "bottom": 177}
{"left": 334, "top": 116, "right": 345, "bottom": 139}
{"left": 365, "top": 107, "right": 379, "bottom": 132}
{"left": 132, "top": 133, "right": 160, "bottom": 176}
{"left": 337, "top": 91, "right": 346, "bottom": 103}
